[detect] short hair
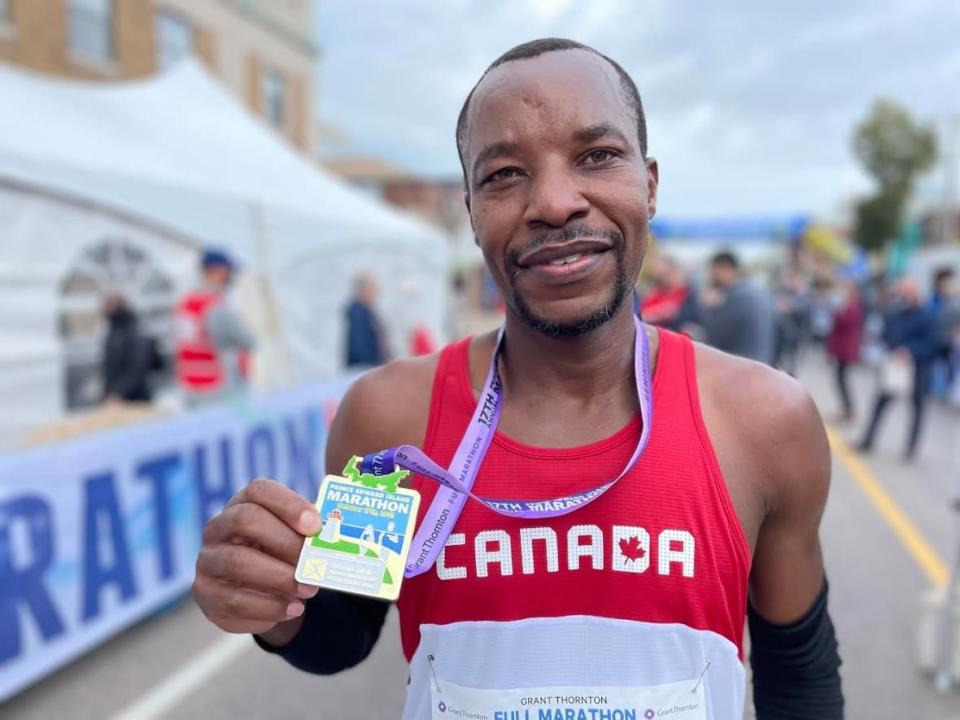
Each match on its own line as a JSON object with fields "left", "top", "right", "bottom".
{"left": 710, "top": 250, "right": 740, "bottom": 270}
{"left": 933, "top": 266, "right": 955, "bottom": 288}
{"left": 456, "top": 38, "right": 647, "bottom": 187}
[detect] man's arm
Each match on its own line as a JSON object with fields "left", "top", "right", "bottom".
{"left": 250, "top": 355, "right": 436, "bottom": 670}
{"left": 206, "top": 304, "right": 256, "bottom": 351}
{"left": 748, "top": 379, "right": 843, "bottom": 719}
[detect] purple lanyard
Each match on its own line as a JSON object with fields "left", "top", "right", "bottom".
{"left": 360, "top": 314, "right": 654, "bottom": 578}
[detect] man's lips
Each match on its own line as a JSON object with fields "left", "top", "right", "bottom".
{"left": 514, "top": 247, "right": 613, "bottom": 286}
{"left": 516, "top": 239, "right": 613, "bottom": 268}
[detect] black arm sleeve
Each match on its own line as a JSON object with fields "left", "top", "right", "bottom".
{"left": 253, "top": 591, "right": 390, "bottom": 675}
{"left": 748, "top": 579, "right": 844, "bottom": 719}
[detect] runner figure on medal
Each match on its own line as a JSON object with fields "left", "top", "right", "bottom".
{"left": 193, "top": 38, "right": 844, "bottom": 719}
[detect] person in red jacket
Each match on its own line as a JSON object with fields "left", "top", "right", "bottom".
{"left": 639, "top": 254, "right": 698, "bottom": 332}
{"left": 826, "top": 280, "right": 865, "bottom": 422}
{"left": 175, "top": 249, "right": 255, "bottom": 405}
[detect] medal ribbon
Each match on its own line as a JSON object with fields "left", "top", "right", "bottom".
{"left": 360, "top": 314, "right": 654, "bottom": 578}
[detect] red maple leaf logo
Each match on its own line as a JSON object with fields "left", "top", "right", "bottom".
{"left": 619, "top": 535, "right": 646, "bottom": 561}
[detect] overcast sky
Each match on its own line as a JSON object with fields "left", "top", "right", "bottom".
{"left": 313, "top": 0, "right": 960, "bottom": 219}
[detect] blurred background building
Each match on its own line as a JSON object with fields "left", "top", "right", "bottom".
{"left": 326, "top": 155, "right": 466, "bottom": 236}
{"left": 0, "top": 0, "right": 316, "bottom": 152}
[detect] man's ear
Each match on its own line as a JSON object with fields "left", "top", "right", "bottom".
{"left": 645, "top": 157, "right": 659, "bottom": 219}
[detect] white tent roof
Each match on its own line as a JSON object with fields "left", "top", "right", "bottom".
{"left": 0, "top": 58, "right": 445, "bottom": 259}
{"left": 0, "top": 60, "right": 449, "bottom": 447}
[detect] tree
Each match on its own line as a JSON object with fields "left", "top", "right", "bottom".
{"left": 852, "top": 99, "right": 936, "bottom": 251}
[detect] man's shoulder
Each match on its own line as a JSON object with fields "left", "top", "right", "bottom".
{"left": 334, "top": 352, "right": 443, "bottom": 452}
{"left": 692, "top": 342, "right": 829, "bottom": 520}
{"left": 693, "top": 341, "right": 820, "bottom": 449}
{"left": 349, "top": 353, "right": 441, "bottom": 405}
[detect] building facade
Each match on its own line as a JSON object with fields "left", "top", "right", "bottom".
{"left": 0, "top": 0, "right": 315, "bottom": 151}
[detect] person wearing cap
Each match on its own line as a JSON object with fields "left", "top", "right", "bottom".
{"left": 174, "top": 248, "right": 255, "bottom": 405}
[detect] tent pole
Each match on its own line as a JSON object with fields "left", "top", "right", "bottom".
{"left": 249, "top": 200, "right": 294, "bottom": 387}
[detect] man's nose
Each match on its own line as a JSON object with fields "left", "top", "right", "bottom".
{"left": 523, "top": 161, "right": 590, "bottom": 229}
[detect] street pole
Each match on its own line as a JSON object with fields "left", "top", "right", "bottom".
{"left": 935, "top": 489, "right": 960, "bottom": 692}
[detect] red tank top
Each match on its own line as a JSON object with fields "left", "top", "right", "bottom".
{"left": 397, "top": 328, "right": 750, "bottom": 664}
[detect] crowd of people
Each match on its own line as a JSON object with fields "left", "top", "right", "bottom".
{"left": 98, "top": 249, "right": 438, "bottom": 410}
{"left": 100, "top": 241, "right": 959, "bottom": 464}
{"left": 100, "top": 249, "right": 256, "bottom": 408}
{"left": 637, "top": 250, "right": 960, "bottom": 461}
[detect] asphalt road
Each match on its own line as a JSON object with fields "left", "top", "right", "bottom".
{"left": 4, "top": 349, "right": 960, "bottom": 720}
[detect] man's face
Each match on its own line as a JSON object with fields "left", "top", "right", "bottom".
{"left": 360, "top": 277, "right": 379, "bottom": 305}
{"left": 651, "top": 257, "right": 679, "bottom": 289}
{"left": 462, "top": 50, "right": 657, "bottom": 336}
{"left": 895, "top": 278, "right": 921, "bottom": 307}
{"left": 204, "top": 265, "right": 232, "bottom": 290}
{"left": 709, "top": 262, "right": 735, "bottom": 289}
{"left": 940, "top": 275, "right": 956, "bottom": 298}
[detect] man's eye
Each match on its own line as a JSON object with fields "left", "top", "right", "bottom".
{"left": 484, "top": 167, "right": 521, "bottom": 184}
{"left": 583, "top": 149, "right": 618, "bottom": 164}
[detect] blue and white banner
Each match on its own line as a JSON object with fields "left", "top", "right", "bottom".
{"left": 0, "top": 378, "right": 353, "bottom": 701}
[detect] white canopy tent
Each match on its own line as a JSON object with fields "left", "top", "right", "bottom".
{"left": 0, "top": 60, "right": 449, "bottom": 447}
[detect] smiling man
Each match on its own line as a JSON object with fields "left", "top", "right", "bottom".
{"left": 194, "top": 39, "right": 843, "bottom": 719}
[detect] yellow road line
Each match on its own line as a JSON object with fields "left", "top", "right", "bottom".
{"left": 825, "top": 426, "right": 947, "bottom": 588}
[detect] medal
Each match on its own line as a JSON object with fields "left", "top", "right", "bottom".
{"left": 295, "top": 456, "right": 420, "bottom": 600}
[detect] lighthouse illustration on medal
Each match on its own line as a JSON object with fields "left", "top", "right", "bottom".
{"left": 295, "top": 456, "right": 420, "bottom": 601}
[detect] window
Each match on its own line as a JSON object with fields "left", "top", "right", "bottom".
{"left": 155, "top": 10, "right": 192, "bottom": 71}
{"left": 262, "top": 69, "right": 286, "bottom": 128}
{"left": 69, "top": 0, "right": 114, "bottom": 62}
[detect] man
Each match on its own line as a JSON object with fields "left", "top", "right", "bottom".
{"left": 175, "top": 248, "right": 255, "bottom": 405}
{"left": 773, "top": 268, "right": 811, "bottom": 377}
{"left": 929, "top": 267, "right": 959, "bottom": 395}
{"left": 101, "top": 295, "right": 153, "bottom": 403}
{"left": 700, "top": 250, "right": 777, "bottom": 365}
{"left": 345, "top": 272, "right": 388, "bottom": 368}
{"left": 930, "top": 266, "right": 956, "bottom": 316}
{"left": 858, "top": 277, "right": 938, "bottom": 459}
{"left": 639, "top": 253, "right": 698, "bottom": 332}
{"left": 193, "top": 39, "right": 843, "bottom": 718}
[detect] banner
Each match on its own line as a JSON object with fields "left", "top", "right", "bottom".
{"left": 0, "top": 378, "right": 353, "bottom": 701}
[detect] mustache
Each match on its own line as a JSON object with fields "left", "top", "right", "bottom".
{"left": 507, "top": 224, "right": 624, "bottom": 267}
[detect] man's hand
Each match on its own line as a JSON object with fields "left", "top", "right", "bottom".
{"left": 193, "top": 478, "right": 321, "bottom": 638}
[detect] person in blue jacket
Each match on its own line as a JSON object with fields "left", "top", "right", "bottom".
{"left": 858, "top": 277, "right": 939, "bottom": 459}
{"left": 345, "top": 272, "right": 388, "bottom": 368}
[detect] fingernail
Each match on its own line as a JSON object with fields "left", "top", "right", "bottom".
{"left": 299, "top": 510, "right": 320, "bottom": 533}
{"left": 297, "top": 583, "right": 318, "bottom": 598}
{"left": 286, "top": 601, "right": 304, "bottom": 617}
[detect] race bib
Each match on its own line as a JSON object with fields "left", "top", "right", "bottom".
{"left": 430, "top": 678, "right": 708, "bottom": 720}
{"left": 295, "top": 463, "right": 419, "bottom": 601}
